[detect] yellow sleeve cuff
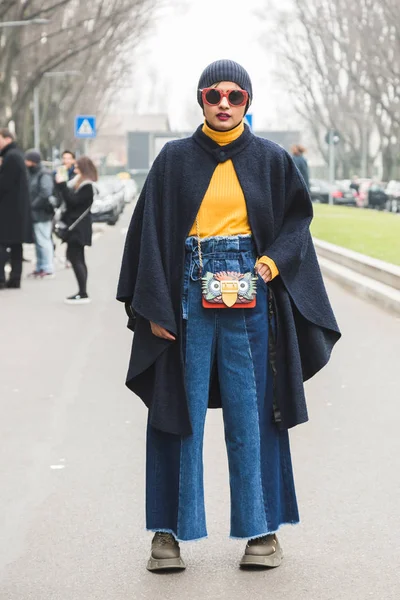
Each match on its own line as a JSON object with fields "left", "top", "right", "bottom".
{"left": 257, "top": 256, "right": 279, "bottom": 280}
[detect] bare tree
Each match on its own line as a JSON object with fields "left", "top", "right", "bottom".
{"left": 260, "top": 0, "right": 400, "bottom": 179}
{"left": 0, "top": 0, "right": 157, "bottom": 153}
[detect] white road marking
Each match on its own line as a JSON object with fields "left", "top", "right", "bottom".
{"left": 50, "top": 465, "right": 65, "bottom": 470}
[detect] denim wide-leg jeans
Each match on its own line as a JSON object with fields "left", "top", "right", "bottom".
{"left": 146, "top": 235, "right": 299, "bottom": 541}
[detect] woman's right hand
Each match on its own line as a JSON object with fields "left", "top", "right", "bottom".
{"left": 150, "top": 321, "right": 176, "bottom": 341}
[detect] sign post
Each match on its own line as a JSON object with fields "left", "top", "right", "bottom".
{"left": 325, "top": 129, "right": 340, "bottom": 205}
{"left": 244, "top": 113, "right": 253, "bottom": 130}
{"left": 75, "top": 115, "right": 96, "bottom": 155}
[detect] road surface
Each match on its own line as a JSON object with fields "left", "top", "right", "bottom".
{"left": 1, "top": 208, "right": 399, "bottom": 599}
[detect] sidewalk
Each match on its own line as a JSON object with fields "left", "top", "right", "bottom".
{"left": 1, "top": 211, "right": 400, "bottom": 599}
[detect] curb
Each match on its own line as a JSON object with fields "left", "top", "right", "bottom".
{"left": 315, "top": 242, "right": 400, "bottom": 317}
{"left": 314, "top": 238, "right": 400, "bottom": 291}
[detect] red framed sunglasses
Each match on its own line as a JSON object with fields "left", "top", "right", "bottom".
{"left": 200, "top": 88, "right": 249, "bottom": 107}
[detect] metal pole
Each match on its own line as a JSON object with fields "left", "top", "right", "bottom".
{"left": 328, "top": 129, "right": 335, "bottom": 205}
{"left": 33, "top": 86, "right": 40, "bottom": 150}
{"left": 361, "top": 120, "right": 368, "bottom": 178}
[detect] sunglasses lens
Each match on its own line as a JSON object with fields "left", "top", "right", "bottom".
{"left": 204, "top": 89, "right": 221, "bottom": 105}
{"left": 228, "top": 90, "right": 246, "bottom": 106}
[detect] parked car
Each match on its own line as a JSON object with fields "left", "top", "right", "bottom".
{"left": 121, "top": 178, "right": 138, "bottom": 204}
{"left": 357, "top": 181, "right": 388, "bottom": 210}
{"left": 385, "top": 180, "right": 400, "bottom": 212}
{"left": 309, "top": 179, "right": 358, "bottom": 206}
{"left": 91, "top": 178, "right": 125, "bottom": 225}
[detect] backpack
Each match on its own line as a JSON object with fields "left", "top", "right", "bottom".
{"left": 37, "top": 170, "right": 59, "bottom": 216}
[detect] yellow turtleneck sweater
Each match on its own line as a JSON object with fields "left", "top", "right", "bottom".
{"left": 189, "top": 121, "right": 279, "bottom": 279}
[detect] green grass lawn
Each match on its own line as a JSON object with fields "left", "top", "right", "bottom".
{"left": 310, "top": 204, "right": 400, "bottom": 266}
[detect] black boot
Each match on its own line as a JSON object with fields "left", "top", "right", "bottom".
{"left": 6, "top": 280, "right": 21, "bottom": 289}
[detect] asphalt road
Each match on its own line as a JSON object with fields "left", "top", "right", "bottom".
{"left": 1, "top": 208, "right": 399, "bottom": 600}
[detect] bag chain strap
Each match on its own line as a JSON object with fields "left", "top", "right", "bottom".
{"left": 196, "top": 217, "right": 204, "bottom": 275}
{"left": 196, "top": 216, "right": 259, "bottom": 276}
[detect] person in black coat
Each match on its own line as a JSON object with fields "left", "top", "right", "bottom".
{"left": 291, "top": 144, "right": 310, "bottom": 190}
{"left": 55, "top": 156, "right": 97, "bottom": 304}
{"left": 0, "top": 128, "right": 31, "bottom": 289}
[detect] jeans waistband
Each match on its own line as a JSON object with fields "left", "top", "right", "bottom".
{"left": 185, "top": 234, "right": 254, "bottom": 255}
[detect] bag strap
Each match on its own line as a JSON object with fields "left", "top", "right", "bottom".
{"left": 67, "top": 206, "right": 91, "bottom": 232}
{"left": 195, "top": 216, "right": 258, "bottom": 275}
{"left": 195, "top": 217, "right": 203, "bottom": 274}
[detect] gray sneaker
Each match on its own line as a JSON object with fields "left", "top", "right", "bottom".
{"left": 147, "top": 532, "right": 186, "bottom": 572}
{"left": 240, "top": 534, "right": 283, "bottom": 568}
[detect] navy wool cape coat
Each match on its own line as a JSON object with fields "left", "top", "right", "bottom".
{"left": 117, "top": 124, "right": 341, "bottom": 437}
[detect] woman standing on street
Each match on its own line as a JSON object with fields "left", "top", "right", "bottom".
{"left": 117, "top": 60, "right": 340, "bottom": 571}
{"left": 55, "top": 156, "right": 97, "bottom": 304}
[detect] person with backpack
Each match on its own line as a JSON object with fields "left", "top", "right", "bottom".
{"left": 25, "top": 150, "right": 55, "bottom": 279}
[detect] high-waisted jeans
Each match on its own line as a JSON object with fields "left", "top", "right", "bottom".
{"left": 146, "top": 235, "right": 299, "bottom": 541}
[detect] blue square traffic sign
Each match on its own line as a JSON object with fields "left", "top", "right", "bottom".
{"left": 75, "top": 115, "right": 96, "bottom": 138}
{"left": 244, "top": 113, "right": 253, "bottom": 130}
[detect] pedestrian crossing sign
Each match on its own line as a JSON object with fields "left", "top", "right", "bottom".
{"left": 244, "top": 113, "right": 253, "bottom": 130}
{"left": 75, "top": 115, "right": 96, "bottom": 138}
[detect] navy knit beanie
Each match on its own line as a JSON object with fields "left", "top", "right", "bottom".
{"left": 25, "top": 149, "right": 41, "bottom": 164}
{"left": 197, "top": 59, "right": 253, "bottom": 110}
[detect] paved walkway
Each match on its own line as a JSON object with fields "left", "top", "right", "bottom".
{"left": 0, "top": 209, "right": 399, "bottom": 599}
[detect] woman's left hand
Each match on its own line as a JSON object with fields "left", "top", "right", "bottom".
{"left": 256, "top": 262, "right": 272, "bottom": 283}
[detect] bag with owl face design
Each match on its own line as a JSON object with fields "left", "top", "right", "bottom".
{"left": 201, "top": 271, "right": 257, "bottom": 308}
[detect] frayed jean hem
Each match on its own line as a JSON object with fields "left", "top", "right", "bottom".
{"left": 147, "top": 528, "right": 208, "bottom": 543}
{"left": 229, "top": 519, "right": 300, "bottom": 540}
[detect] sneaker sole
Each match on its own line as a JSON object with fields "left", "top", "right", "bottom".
{"left": 240, "top": 547, "right": 283, "bottom": 569}
{"left": 146, "top": 555, "right": 186, "bottom": 572}
{"left": 64, "top": 298, "right": 91, "bottom": 305}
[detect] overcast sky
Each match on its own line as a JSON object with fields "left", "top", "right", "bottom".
{"left": 119, "top": 0, "right": 298, "bottom": 132}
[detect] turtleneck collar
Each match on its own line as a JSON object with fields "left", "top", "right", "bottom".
{"left": 202, "top": 120, "right": 245, "bottom": 146}
{"left": 193, "top": 122, "right": 254, "bottom": 164}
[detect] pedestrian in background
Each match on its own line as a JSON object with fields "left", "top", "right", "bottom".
{"left": 55, "top": 156, "right": 97, "bottom": 304}
{"left": 349, "top": 175, "right": 360, "bottom": 194}
{"left": 118, "top": 60, "right": 340, "bottom": 571}
{"left": 25, "top": 150, "right": 55, "bottom": 279}
{"left": 55, "top": 150, "right": 77, "bottom": 270}
{"left": 291, "top": 144, "right": 310, "bottom": 190}
{"left": 0, "top": 128, "right": 31, "bottom": 290}
{"left": 61, "top": 150, "right": 76, "bottom": 180}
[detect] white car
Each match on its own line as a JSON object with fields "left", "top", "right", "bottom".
{"left": 121, "top": 178, "right": 138, "bottom": 204}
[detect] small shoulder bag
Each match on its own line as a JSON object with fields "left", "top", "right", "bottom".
{"left": 196, "top": 218, "right": 258, "bottom": 309}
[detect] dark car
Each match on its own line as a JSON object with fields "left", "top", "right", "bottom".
{"left": 358, "top": 181, "right": 388, "bottom": 210}
{"left": 91, "top": 179, "right": 125, "bottom": 225}
{"left": 309, "top": 179, "right": 357, "bottom": 206}
{"left": 385, "top": 180, "right": 400, "bottom": 213}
